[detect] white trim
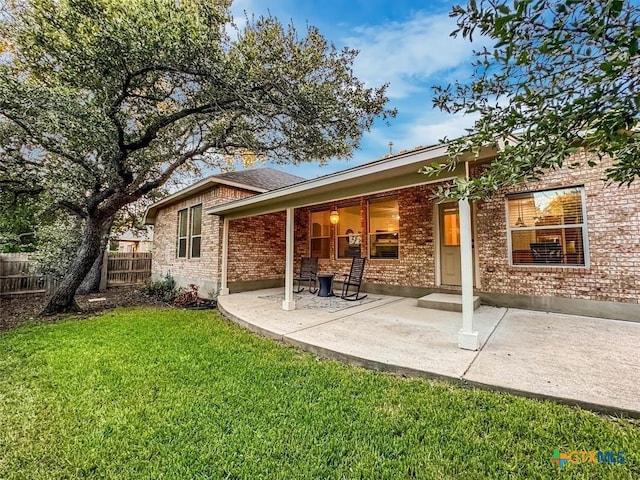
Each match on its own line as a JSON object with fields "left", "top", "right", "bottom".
{"left": 335, "top": 203, "right": 362, "bottom": 259}
{"left": 504, "top": 197, "right": 513, "bottom": 266}
{"left": 435, "top": 199, "right": 478, "bottom": 288}
{"left": 283, "top": 208, "right": 296, "bottom": 311}
{"left": 458, "top": 197, "right": 479, "bottom": 350}
{"left": 220, "top": 217, "right": 230, "bottom": 295}
{"left": 505, "top": 186, "right": 589, "bottom": 267}
{"left": 209, "top": 176, "right": 460, "bottom": 221}
{"left": 433, "top": 202, "right": 441, "bottom": 287}
{"left": 472, "top": 201, "right": 481, "bottom": 289}
{"left": 189, "top": 204, "right": 203, "bottom": 259}
{"left": 367, "top": 196, "right": 400, "bottom": 260}
{"left": 209, "top": 144, "right": 449, "bottom": 215}
{"left": 144, "top": 177, "right": 269, "bottom": 225}
{"left": 205, "top": 139, "right": 494, "bottom": 220}
{"left": 176, "top": 208, "right": 188, "bottom": 258}
{"left": 309, "top": 209, "right": 331, "bottom": 259}
{"left": 580, "top": 187, "right": 590, "bottom": 268}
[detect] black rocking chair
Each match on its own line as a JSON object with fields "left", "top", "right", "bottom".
{"left": 340, "top": 257, "right": 367, "bottom": 301}
{"left": 294, "top": 257, "right": 318, "bottom": 293}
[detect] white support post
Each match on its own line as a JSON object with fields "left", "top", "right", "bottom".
{"left": 220, "top": 217, "right": 230, "bottom": 296}
{"left": 282, "top": 208, "right": 296, "bottom": 311}
{"left": 458, "top": 197, "right": 479, "bottom": 350}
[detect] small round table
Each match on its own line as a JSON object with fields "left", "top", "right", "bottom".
{"left": 317, "top": 273, "right": 335, "bottom": 297}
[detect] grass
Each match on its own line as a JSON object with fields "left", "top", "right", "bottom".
{"left": 0, "top": 308, "right": 638, "bottom": 479}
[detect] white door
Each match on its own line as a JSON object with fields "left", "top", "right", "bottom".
{"left": 439, "top": 203, "right": 461, "bottom": 286}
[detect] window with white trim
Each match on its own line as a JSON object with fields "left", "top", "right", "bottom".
{"left": 309, "top": 210, "right": 330, "bottom": 258}
{"left": 177, "top": 208, "right": 188, "bottom": 258}
{"left": 368, "top": 197, "right": 399, "bottom": 259}
{"left": 336, "top": 204, "right": 361, "bottom": 258}
{"left": 507, "top": 186, "right": 588, "bottom": 266}
{"left": 190, "top": 204, "right": 202, "bottom": 258}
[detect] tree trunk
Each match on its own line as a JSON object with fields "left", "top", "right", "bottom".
{"left": 42, "top": 217, "right": 105, "bottom": 315}
{"left": 77, "top": 216, "right": 114, "bottom": 294}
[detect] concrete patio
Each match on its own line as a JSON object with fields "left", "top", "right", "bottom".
{"left": 218, "top": 288, "right": 640, "bottom": 417}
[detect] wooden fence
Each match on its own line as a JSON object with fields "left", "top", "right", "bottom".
{"left": 106, "top": 252, "right": 152, "bottom": 287}
{"left": 0, "top": 251, "right": 152, "bottom": 296}
{"left": 0, "top": 253, "right": 59, "bottom": 296}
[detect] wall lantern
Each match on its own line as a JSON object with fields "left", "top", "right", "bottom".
{"left": 329, "top": 210, "right": 340, "bottom": 225}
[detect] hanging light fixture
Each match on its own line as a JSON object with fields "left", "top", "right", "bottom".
{"left": 515, "top": 198, "right": 527, "bottom": 227}
{"left": 329, "top": 210, "right": 339, "bottom": 225}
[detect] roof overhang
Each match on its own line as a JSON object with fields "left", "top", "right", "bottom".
{"left": 144, "top": 177, "right": 268, "bottom": 225}
{"left": 207, "top": 144, "right": 498, "bottom": 220}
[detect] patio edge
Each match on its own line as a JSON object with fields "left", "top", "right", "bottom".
{"left": 216, "top": 300, "right": 640, "bottom": 419}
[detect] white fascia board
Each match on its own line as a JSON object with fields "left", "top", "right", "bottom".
{"left": 206, "top": 145, "right": 470, "bottom": 218}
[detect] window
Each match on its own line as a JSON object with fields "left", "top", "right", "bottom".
{"left": 442, "top": 205, "right": 460, "bottom": 246}
{"left": 310, "top": 210, "right": 330, "bottom": 258}
{"left": 177, "top": 204, "right": 203, "bottom": 259}
{"left": 368, "top": 197, "right": 399, "bottom": 259}
{"left": 190, "top": 204, "right": 202, "bottom": 258}
{"left": 177, "top": 208, "right": 188, "bottom": 258}
{"left": 507, "top": 187, "right": 588, "bottom": 266}
{"left": 336, "top": 204, "right": 362, "bottom": 258}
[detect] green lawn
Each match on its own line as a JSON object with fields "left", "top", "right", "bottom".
{"left": 0, "top": 308, "right": 638, "bottom": 479}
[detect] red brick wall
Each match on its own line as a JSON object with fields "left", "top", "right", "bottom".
{"left": 153, "top": 155, "right": 639, "bottom": 305}
{"left": 288, "top": 158, "right": 639, "bottom": 304}
{"left": 293, "top": 185, "right": 438, "bottom": 287}
{"left": 228, "top": 212, "right": 286, "bottom": 282}
{"left": 474, "top": 154, "right": 640, "bottom": 304}
{"left": 152, "top": 185, "right": 255, "bottom": 293}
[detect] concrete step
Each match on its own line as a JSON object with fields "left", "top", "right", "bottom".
{"left": 417, "top": 293, "right": 480, "bottom": 312}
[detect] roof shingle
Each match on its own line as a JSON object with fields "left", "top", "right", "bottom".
{"left": 212, "top": 167, "right": 305, "bottom": 191}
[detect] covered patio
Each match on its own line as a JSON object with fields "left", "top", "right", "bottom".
{"left": 209, "top": 144, "right": 499, "bottom": 351}
{"left": 218, "top": 288, "right": 640, "bottom": 417}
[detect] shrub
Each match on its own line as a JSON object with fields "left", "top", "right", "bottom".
{"left": 141, "top": 273, "right": 178, "bottom": 303}
{"left": 173, "top": 284, "right": 201, "bottom": 308}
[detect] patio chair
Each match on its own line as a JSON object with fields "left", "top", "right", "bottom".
{"left": 340, "top": 257, "right": 367, "bottom": 301}
{"left": 294, "top": 257, "right": 318, "bottom": 293}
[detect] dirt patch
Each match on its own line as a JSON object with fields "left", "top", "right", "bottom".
{"left": 0, "top": 286, "right": 171, "bottom": 332}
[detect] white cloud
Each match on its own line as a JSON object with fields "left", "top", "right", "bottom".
{"left": 368, "top": 111, "right": 480, "bottom": 153}
{"left": 228, "top": 0, "right": 261, "bottom": 34}
{"left": 344, "top": 12, "right": 477, "bottom": 99}
{"left": 229, "top": 0, "right": 255, "bottom": 21}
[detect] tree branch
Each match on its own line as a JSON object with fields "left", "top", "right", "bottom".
{"left": 0, "top": 111, "right": 98, "bottom": 179}
{"left": 57, "top": 200, "right": 87, "bottom": 218}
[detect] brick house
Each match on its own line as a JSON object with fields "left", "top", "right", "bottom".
{"left": 144, "top": 168, "right": 305, "bottom": 295}
{"left": 146, "top": 144, "right": 639, "bottom": 348}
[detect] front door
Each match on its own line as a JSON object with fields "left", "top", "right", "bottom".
{"left": 439, "top": 203, "right": 462, "bottom": 285}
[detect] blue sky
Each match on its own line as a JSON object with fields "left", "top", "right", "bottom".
{"left": 230, "top": 0, "right": 481, "bottom": 180}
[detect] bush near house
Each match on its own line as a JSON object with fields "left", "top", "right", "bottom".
{"left": 141, "top": 274, "right": 214, "bottom": 308}
{"left": 0, "top": 308, "right": 638, "bottom": 479}
{"left": 140, "top": 273, "right": 179, "bottom": 303}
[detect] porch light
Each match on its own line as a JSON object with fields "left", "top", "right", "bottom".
{"left": 330, "top": 210, "right": 339, "bottom": 225}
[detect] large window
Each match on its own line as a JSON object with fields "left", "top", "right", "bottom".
{"left": 336, "top": 204, "right": 362, "bottom": 258}
{"left": 310, "top": 210, "right": 330, "bottom": 258}
{"left": 177, "top": 204, "right": 203, "bottom": 259}
{"left": 507, "top": 187, "right": 588, "bottom": 266}
{"left": 368, "top": 197, "right": 399, "bottom": 259}
{"left": 177, "top": 208, "right": 188, "bottom": 258}
{"left": 190, "top": 204, "right": 202, "bottom": 258}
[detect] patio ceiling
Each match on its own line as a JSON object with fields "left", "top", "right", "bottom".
{"left": 207, "top": 144, "right": 497, "bottom": 220}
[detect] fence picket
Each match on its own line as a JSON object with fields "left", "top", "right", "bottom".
{"left": 106, "top": 252, "right": 152, "bottom": 287}
{"left": 0, "top": 251, "right": 152, "bottom": 295}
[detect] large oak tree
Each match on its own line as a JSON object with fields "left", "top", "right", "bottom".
{"left": 0, "top": 0, "right": 393, "bottom": 314}
{"left": 424, "top": 0, "right": 639, "bottom": 199}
